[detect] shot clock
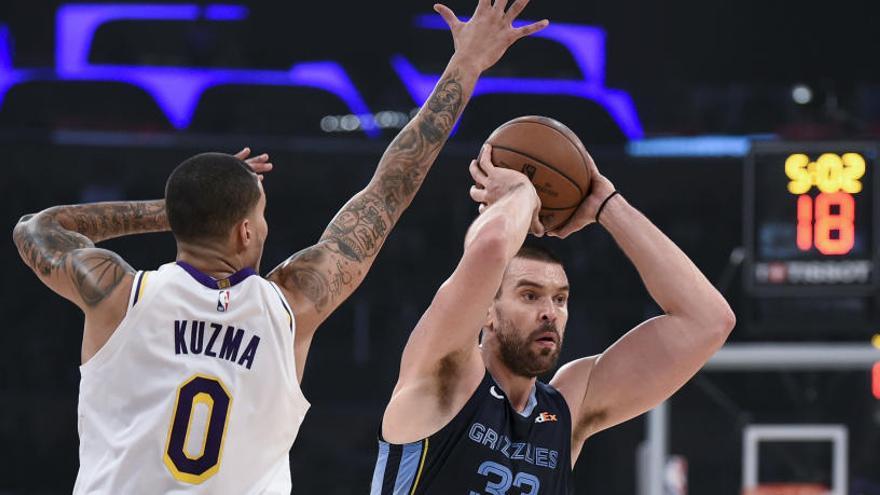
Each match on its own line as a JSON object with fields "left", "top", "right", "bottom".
{"left": 744, "top": 142, "right": 879, "bottom": 296}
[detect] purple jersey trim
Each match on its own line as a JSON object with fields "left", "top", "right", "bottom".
{"left": 176, "top": 261, "right": 257, "bottom": 289}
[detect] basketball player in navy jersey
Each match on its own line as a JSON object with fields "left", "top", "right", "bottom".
{"left": 11, "top": 2, "right": 549, "bottom": 492}
{"left": 371, "top": 144, "right": 736, "bottom": 493}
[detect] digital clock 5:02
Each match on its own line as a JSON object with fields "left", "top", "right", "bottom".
{"left": 785, "top": 152, "right": 865, "bottom": 255}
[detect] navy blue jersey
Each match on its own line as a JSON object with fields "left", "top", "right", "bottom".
{"left": 371, "top": 372, "right": 573, "bottom": 495}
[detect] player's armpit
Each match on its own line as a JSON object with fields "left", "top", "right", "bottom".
{"left": 396, "top": 232, "right": 510, "bottom": 379}
{"left": 379, "top": 243, "right": 507, "bottom": 444}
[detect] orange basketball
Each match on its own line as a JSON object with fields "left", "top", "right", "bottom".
{"left": 485, "top": 116, "right": 593, "bottom": 231}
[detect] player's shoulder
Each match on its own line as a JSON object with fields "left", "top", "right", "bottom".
{"left": 550, "top": 355, "right": 599, "bottom": 387}
{"left": 548, "top": 355, "right": 599, "bottom": 413}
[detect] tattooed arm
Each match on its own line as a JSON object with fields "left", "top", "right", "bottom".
{"left": 12, "top": 200, "right": 168, "bottom": 309}
{"left": 267, "top": 71, "right": 468, "bottom": 333}
{"left": 13, "top": 200, "right": 168, "bottom": 363}
{"left": 267, "top": 0, "right": 548, "bottom": 377}
{"left": 12, "top": 150, "right": 269, "bottom": 363}
{"left": 10, "top": 147, "right": 271, "bottom": 309}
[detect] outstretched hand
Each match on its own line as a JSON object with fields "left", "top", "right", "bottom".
{"left": 435, "top": 0, "right": 549, "bottom": 73}
{"left": 234, "top": 147, "right": 273, "bottom": 181}
{"left": 469, "top": 144, "right": 544, "bottom": 236}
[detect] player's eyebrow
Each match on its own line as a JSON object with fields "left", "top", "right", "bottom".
{"left": 515, "top": 279, "right": 570, "bottom": 292}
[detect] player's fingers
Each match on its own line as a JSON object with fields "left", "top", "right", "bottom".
{"left": 504, "top": 0, "right": 529, "bottom": 20}
{"left": 234, "top": 147, "right": 251, "bottom": 160}
{"left": 513, "top": 19, "right": 549, "bottom": 39}
{"left": 434, "top": 4, "right": 460, "bottom": 30}
{"left": 470, "top": 185, "right": 487, "bottom": 203}
{"left": 469, "top": 159, "right": 488, "bottom": 185}
{"left": 246, "top": 155, "right": 273, "bottom": 173}
{"left": 252, "top": 162, "right": 273, "bottom": 173}
{"left": 246, "top": 153, "right": 268, "bottom": 164}
{"left": 479, "top": 144, "right": 496, "bottom": 173}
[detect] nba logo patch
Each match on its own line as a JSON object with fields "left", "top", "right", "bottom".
{"left": 217, "top": 290, "right": 230, "bottom": 312}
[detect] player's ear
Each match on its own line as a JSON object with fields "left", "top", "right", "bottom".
{"left": 484, "top": 302, "right": 496, "bottom": 329}
{"left": 237, "top": 218, "right": 252, "bottom": 247}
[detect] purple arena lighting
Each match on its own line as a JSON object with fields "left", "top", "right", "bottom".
{"left": 0, "top": 26, "right": 12, "bottom": 100}
{"left": 398, "top": 14, "right": 643, "bottom": 139}
{"left": 0, "top": 25, "right": 11, "bottom": 72}
{"left": 0, "top": 5, "right": 642, "bottom": 140}
{"left": 0, "top": 25, "right": 56, "bottom": 108}
{"left": 203, "top": 5, "right": 250, "bottom": 21}
{"left": 53, "top": 3, "right": 376, "bottom": 134}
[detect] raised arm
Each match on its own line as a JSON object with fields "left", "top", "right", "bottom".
{"left": 398, "top": 146, "right": 542, "bottom": 376}
{"left": 548, "top": 165, "right": 736, "bottom": 453}
{"left": 13, "top": 200, "right": 167, "bottom": 310}
{"left": 11, "top": 148, "right": 270, "bottom": 311}
{"left": 267, "top": 2, "right": 548, "bottom": 342}
{"left": 381, "top": 147, "right": 541, "bottom": 443}
{"left": 12, "top": 149, "right": 270, "bottom": 362}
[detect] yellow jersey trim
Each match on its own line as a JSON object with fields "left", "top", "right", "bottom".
{"left": 409, "top": 437, "right": 429, "bottom": 495}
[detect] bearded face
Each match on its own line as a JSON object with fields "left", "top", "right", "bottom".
{"left": 486, "top": 257, "right": 570, "bottom": 378}
{"left": 493, "top": 317, "right": 563, "bottom": 378}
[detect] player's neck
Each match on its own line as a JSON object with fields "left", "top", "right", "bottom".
{"left": 176, "top": 242, "right": 248, "bottom": 279}
{"left": 483, "top": 354, "right": 538, "bottom": 414}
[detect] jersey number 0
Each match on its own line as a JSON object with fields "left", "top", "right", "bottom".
{"left": 163, "top": 374, "right": 233, "bottom": 484}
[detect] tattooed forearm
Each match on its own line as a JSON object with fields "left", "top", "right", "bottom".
{"left": 317, "top": 71, "right": 466, "bottom": 261}
{"left": 322, "top": 191, "right": 390, "bottom": 263}
{"left": 420, "top": 77, "right": 464, "bottom": 144}
{"left": 380, "top": 74, "right": 465, "bottom": 172}
{"left": 61, "top": 200, "right": 169, "bottom": 243}
{"left": 273, "top": 66, "right": 475, "bottom": 315}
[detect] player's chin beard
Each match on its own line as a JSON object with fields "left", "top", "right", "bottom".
{"left": 493, "top": 318, "right": 562, "bottom": 378}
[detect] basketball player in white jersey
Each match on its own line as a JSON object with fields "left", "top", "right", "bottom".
{"left": 371, "top": 145, "right": 736, "bottom": 493}
{"left": 11, "top": 2, "right": 549, "bottom": 492}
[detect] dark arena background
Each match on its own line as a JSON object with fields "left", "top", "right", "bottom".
{"left": 2, "top": 0, "right": 880, "bottom": 493}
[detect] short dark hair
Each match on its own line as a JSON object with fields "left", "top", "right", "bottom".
{"left": 513, "top": 243, "right": 563, "bottom": 266}
{"left": 165, "top": 152, "right": 261, "bottom": 242}
{"left": 495, "top": 243, "right": 564, "bottom": 298}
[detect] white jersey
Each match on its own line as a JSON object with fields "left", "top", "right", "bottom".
{"left": 73, "top": 261, "right": 310, "bottom": 494}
